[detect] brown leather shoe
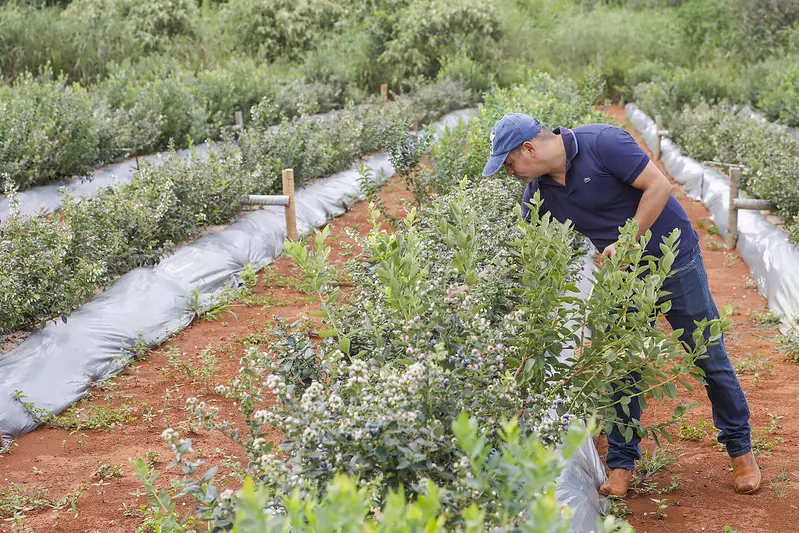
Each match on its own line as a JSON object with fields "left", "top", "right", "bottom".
{"left": 599, "top": 468, "right": 634, "bottom": 497}
{"left": 731, "top": 451, "right": 761, "bottom": 494}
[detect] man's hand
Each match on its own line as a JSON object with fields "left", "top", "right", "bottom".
{"left": 595, "top": 243, "right": 617, "bottom": 267}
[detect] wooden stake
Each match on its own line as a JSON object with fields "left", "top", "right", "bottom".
{"left": 654, "top": 115, "right": 663, "bottom": 160}
{"left": 380, "top": 83, "right": 388, "bottom": 100}
{"left": 282, "top": 168, "right": 298, "bottom": 242}
{"left": 234, "top": 111, "right": 243, "bottom": 132}
{"left": 727, "top": 166, "right": 741, "bottom": 250}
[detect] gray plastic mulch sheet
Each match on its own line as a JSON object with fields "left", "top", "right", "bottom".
{"left": 0, "top": 107, "right": 606, "bottom": 532}
{"left": 626, "top": 103, "right": 799, "bottom": 329}
{"left": 0, "top": 111, "right": 341, "bottom": 224}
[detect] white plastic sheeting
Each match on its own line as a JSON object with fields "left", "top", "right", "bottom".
{"left": 0, "top": 108, "right": 607, "bottom": 532}
{"left": 626, "top": 103, "right": 799, "bottom": 329}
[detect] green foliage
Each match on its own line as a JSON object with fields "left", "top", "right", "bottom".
{"left": 379, "top": 0, "right": 503, "bottom": 84}
{"left": 0, "top": 71, "right": 100, "bottom": 188}
{"left": 0, "top": 206, "right": 102, "bottom": 333}
{"left": 0, "top": 80, "right": 469, "bottom": 336}
{"left": 219, "top": 0, "right": 344, "bottom": 61}
{"left": 378, "top": 119, "right": 433, "bottom": 204}
{"left": 668, "top": 103, "right": 799, "bottom": 243}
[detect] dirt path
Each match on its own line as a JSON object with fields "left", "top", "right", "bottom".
{"left": 605, "top": 105, "right": 799, "bottom": 533}
{"left": 0, "top": 177, "right": 416, "bottom": 533}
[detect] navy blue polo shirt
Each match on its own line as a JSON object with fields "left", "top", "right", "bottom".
{"left": 521, "top": 125, "right": 698, "bottom": 266}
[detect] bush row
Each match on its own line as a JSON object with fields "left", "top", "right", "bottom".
{"left": 0, "top": 58, "right": 362, "bottom": 190}
{"left": 0, "top": 80, "right": 473, "bottom": 335}
{"left": 139, "top": 77, "right": 724, "bottom": 532}
{"left": 667, "top": 103, "right": 799, "bottom": 244}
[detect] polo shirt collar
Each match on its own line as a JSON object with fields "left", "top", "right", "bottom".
{"left": 538, "top": 126, "right": 578, "bottom": 187}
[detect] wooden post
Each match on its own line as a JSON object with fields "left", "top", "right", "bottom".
{"left": 619, "top": 95, "right": 625, "bottom": 108}
{"left": 282, "top": 168, "right": 298, "bottom": 242}
{"left": 727, "top": 166, "right": 741, "bottom": 250}
{"left": 380, "top": 83, "right": 389, "bottom": 101}
{"left": 234, "top": 111, "right": 243, "bottom": 132}
{"left": 654, "top": 115, "right": 663, "bottom": 160}
{"left": 412, "top": 118, "right": 418, "bottom": 134}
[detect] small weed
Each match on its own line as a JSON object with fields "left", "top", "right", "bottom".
{"left": 706, "top": 222, "right": 719, "bottom": 235}
{"left": 144, "top": 449, "right": 160, "bottom": 467}
{"left": 751, "top": 414, "right": 784, "bottom": 456}
{"left": 650, "top": 497, "right": 668, "bottom": 520}
{"left": 707, "top": 238, "right": 724, "bottom": 251}
{"left": 778, "top": 326, "right": 799, "bottom": 362}
{"left": 633, "top": 448, "right": 679, "bottom": 494}
{"left": 747, "top": 307, "right": 782, "bottom": 328}
{"left": 49, "top": 403, "right": 137, "bottom": 431}
{"left": 744, "top": 276, "right": 757, "bottom": 290}
{"left": 677, "top": 419, "right": 714, "bottom": 441}
{"left": 696, "top": 219, "right": 706, "bottom": 229}
{"left": 768, "top": 460, "right": 793, "bottom": 499}
{"left": 0, "top": 484, "right": 86, "bottom": 518}
{"left": 723, "top": 253, "right": 737, "bottom": 268}
{"left": 93, "top": 462, "right": 124, "bottom": 481}
{"left": 733, "top": 353, "right": 772, "bottom": 374}
{"left": 723, "top": 526, "right": 738, "bottom": 533}
{"left": 607, "top": 497, "right": 630, "bottom": 519}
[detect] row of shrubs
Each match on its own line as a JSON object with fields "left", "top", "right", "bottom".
{"left": 630, "top": 64, "right": 799, "bottom": 243}
{"left": 667, "top": 104, "right": 799, "bottom": 244}
{"left": 0, "top": 57, "right": 367, "bottom": 191}
{"left": 135, "top": 75, "right": 721, "bottom": 532}
{"left": 0, "top": 80, "right": 473, "bottom": 335}
{"left": 625, "top": 58, "right": 799, "bottom": 129}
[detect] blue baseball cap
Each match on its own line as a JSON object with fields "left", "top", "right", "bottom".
{"left": 481, "top": 113, "right": 543, "bottom": 176}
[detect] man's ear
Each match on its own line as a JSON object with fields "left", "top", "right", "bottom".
{"left": 522, "top": 140, "right": 536, "bottom": 157}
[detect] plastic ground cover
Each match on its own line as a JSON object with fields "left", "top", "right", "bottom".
{"left": 0, "top": 108, "right": 606, "bottom": 532}
{"left": 626, "top": 103, "right": 799, "bottom": 329}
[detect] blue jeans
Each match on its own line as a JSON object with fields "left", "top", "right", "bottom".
{"left": 606, "top": 244, "right": 752, "bottom": 470}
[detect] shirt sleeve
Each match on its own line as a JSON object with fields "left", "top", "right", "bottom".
{"left": 596, "top": 126, "right": 650, "bottom": 185}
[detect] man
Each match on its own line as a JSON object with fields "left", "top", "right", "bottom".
{"left": 482, "top": 113, "right": 760, "bottom": 497}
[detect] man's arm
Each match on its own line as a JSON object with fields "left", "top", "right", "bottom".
{"left": 600, "top": 161, "right": 672, "bottom": 261}
{"left": 629, "top": 160, "right": 672, "bottom": 240}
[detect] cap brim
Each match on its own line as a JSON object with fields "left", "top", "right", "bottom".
{"left": 481, "top": 152, "right": 508, "bottom": 176}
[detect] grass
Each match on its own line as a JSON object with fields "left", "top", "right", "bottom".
{"left": 632, "top": 447, "right": 680, "bottom": 495}
{"left": 261, "top": 264, "right": 312, "bottom": 293}
{"left": 769, "top": 460, "right": 793, "bottom": 499}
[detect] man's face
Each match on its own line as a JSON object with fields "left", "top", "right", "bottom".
{"left": 502, "top": 142, "right": 545, "bottom": 184}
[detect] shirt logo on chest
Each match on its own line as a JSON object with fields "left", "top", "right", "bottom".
{"left": 584, "top": 176, "right": 592, "bottom": 183}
